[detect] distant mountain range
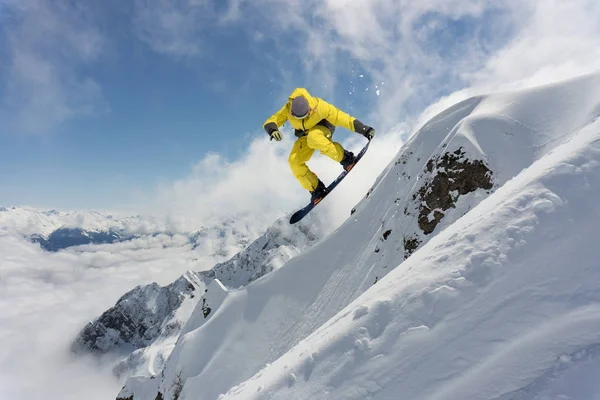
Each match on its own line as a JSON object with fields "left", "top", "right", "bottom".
{"left": 0, "top": 206, "right": 258, "bottom": 253}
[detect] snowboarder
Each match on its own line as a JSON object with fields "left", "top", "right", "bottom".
{"left": 263, "top": 88, "right": 375, "bottom": 203}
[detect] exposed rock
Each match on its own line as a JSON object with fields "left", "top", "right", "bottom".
{"left": 202, "top": 219, "right": 319, "bottom": 285}
{"left": 73, "top": 272, "right": 201, "bottom": 353}
{"left": 201, "top": 298, "right": 211, "bottom": 318}
{"left": 395, "top": 151, "right": 413, "bottom": 165}
{"left": 415, "top": 148, "right": 493, "bottom": 235}
{"left": 171, "top": 370, "right": 184, "bottom": 400}
{"left": 403, "top": 236, "right": 421, "bottom": 259}
{"left": 382, "top": 230, "right": 392, "bottom": 240}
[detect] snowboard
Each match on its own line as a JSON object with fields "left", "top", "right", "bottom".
{"left": 289, "top": 139, "right": 371, "bottom": 224}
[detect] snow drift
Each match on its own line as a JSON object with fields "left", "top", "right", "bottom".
{"left": 119, "top": 72, "right": 600, "bottom": 400}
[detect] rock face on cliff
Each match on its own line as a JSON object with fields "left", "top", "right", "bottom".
{"left": 74, "top": 272, "right": 201, "bottom": 354}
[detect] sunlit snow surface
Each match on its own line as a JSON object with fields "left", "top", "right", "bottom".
{"left": 121, "top": 72, "right": 600, "bottom": 400}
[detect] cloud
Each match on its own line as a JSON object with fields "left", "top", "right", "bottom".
{"left": 213, "top": 0, "right": 510, "bottom": 128}
{"left": 132, "top": 0, "right": 214, "bottom": 56}
{"left": 3, "top": 0, "right": 597, "bottom": 141}
{"left": 213, "top": 0, "right": 600, "bottom": 131}
{"left": 146, "top": 133, "right": 305, "bottom": 230}
{"left": 470, "top": 0, "right": 600, "bottom": 89}
{"left": 0, "top": 0, "right": 107, "bottom": 135}
{"left": 0, "top": 233, "right": 123, "bottom": 400}
{"left": 0, "top": 217, "right": 257, "bottom": 399}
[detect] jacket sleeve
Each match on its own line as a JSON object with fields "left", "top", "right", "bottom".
{"left": 263, "top": 104, "right": 289, "bottom": 134}
{"left": 317, "top": 99, "right": 356, "bottom": 131}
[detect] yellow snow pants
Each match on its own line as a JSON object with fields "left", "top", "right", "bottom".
{"left": 288, "top": 125, "right": 345, "bottom": 192}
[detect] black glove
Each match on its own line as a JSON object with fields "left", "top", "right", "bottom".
{"left": 353, "top": 119, "right": 375, "bottom": 140}
{"left": 362, "top": 127, "right": 375, "bottom": 140}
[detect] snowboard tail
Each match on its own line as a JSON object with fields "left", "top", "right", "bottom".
{"left": 289, "top": 139, "right": 371, "bottom": 224}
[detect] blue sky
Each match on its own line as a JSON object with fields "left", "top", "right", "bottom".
{"left": 1, "top": 0, "right": 599, "bottom": 212}
{"left": 0, "top": 0, "right": 379, "bottom": 209}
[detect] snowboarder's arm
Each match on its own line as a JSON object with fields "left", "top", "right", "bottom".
{"left": 263, "top": 104, "right": 289, "bottom": 135}
{"left": 318, "top": 98, "right": 375, "bottom": 139}
{"left": 317, "top": 99, "right": 355, "bottom": 131}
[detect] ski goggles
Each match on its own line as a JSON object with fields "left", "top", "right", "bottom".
{"left": 291, "top": 108, "right": 312, "bottom": 119}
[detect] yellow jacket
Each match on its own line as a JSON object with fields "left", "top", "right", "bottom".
{"left": 263, "top": 88, "right": 356, "bottom": 136}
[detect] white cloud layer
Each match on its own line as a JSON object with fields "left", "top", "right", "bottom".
{"left": 144, "top": 134, "right": 304, "bottom": 230}
{"left": 0, "top": 226, "right": 252, "bottom": 400}
{"left": 133, "top": 0, "right": 213, "bottom": 56}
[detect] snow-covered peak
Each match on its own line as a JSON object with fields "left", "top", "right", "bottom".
{"left": 118, "top": 71, "right": 600, "bottom": 400}
{"left": 76, "top": 215, "right": 323, "bottom": 381}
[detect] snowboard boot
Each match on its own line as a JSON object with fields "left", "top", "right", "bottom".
{"left": 340, "top": 150, "right": 357, "bottom": 172}
{"left": 310, "top": 180, "right": 328, "bottom": 204}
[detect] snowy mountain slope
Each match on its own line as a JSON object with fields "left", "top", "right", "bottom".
{"left": 118, "top": 72, "right": 600, "bottom": 400}
{"left": 77, "top": 216, "right": 321, "bottom": 380}
{"left": 221, "top": 112, "right": 600, "bottom": 400}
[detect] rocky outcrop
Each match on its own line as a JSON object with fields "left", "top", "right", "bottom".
{"left": 203, "top": 218, "right": 319, "bottom": 286}
{"left": 403, "top": 235, "right": 421, "bottom": 258}
{"left": 414, "top": 148, "right": 493, "bottom": 235}
{"left": 387, "top": 145, "right": 495, "bottom": 261}
{"left": 73, "top": 272, "right": 202, "bottom": 353}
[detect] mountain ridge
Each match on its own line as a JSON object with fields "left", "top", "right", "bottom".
{"left": 117, "top": 71, "right": 600, "bottom": 400}
{"left": 74, "top": 216, "right": 323, "bottom": 380}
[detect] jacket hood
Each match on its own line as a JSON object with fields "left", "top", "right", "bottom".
{"left": 289, "top": 88, "right": 318, "bottom": 108}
